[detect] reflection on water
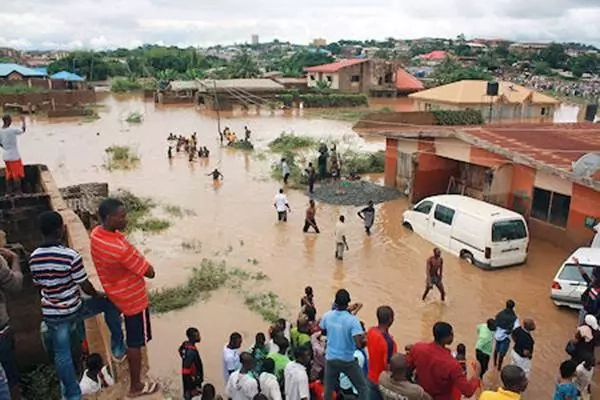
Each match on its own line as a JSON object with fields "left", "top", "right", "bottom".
{"left": 22, "top": 95, "right": 579, "bottom": 398}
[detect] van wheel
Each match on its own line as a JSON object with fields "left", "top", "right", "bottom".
{"left": 461, "top": 251, "right": 474, "bottom": 264}
{"left": 403, "top": 222, "right": 413, "bottom": 231}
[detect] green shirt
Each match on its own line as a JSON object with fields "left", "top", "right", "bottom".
{"left": 476, "top": 323, "right": 494, "bottom": 355}
{"left": 267, "top": 352, "right": 290, "bottom": 381}
{"left": 290, "top": 327, "right": 311, "bottom": 350}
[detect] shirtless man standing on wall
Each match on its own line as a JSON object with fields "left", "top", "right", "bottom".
{"left": 422, "top": 247, "right": 446, "bottom": 302}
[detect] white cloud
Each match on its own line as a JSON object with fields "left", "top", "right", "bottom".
{"left": 0, "top": 0, "right": 599, "bottom": 50}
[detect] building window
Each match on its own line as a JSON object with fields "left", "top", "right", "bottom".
{"left": 351, "top": 75, "right": 360, "bottom": 82}
{"left": 531, "top": 187, "right": 571, "bottom": 227}
{"left": 541, "top": 107, "right": 547, "bottom": 116}
{"left": 425, "top": 103, "right": 432, "bottom": 111}
{"left": 434, "top": 204, "right": 456, "bottom": 225}
{"left": 310, "top": 75, "right": 316, "bottom": 81}
{"left": 326, "top": 75, "right": 333, "bottom": 83}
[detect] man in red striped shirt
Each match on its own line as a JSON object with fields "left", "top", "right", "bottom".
{"left": 90, "top": 198, "right": 159, "bottom": 397}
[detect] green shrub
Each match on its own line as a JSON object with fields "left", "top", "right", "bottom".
{"left": 341, "top": 150, "right": 385, "bottom": 174}
{"left": 244, "top": 291, "right": 289, "bottom": 322}
{"left": 111, "top": 78, "right": 143, "bottom": 93}
{"left": 299, "top": 93, "right": 368, "bottom": 108}
{"left": 229, "top": 140, "right": 255, "bottom": 151}
{"left": 432, "top": 109, "right": 484, "bottom": 125}
{"left": 125, "top": 112, "right": 143, "bottom": 123}
{"left": 0, "top": 84, "right": 45, "bottom": 94}
{"left": 268, "top": 133, "right": 316, "bottom": 152}
{"left": 105, "top": 145, "right": 140, "bottom": 170}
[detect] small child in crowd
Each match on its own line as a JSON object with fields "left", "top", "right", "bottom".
{"left": 249, "top": 332, "right": 269, "bottom": 374}
{"left": 574, "top": 356, "right": 595, "bottom": 400}
{"left": 476, "top": 318, "right": 496, "bottom": 379}
{"left": 554, "top": 360, "right": 579, "bottom": 400}
{"left": 79, "top": 353, "right": 114, "bottom": 395}
{"left": 451, "top": 344, "right": 467, "bottom": 400}
{"left": 201, "top": 383, "right": 223, "bottom": 400}
{"left": 179, "top": 327, "right": 204, "bottom": 400}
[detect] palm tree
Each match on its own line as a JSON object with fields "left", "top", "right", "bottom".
{"left": 315, "top": 80, "right": 332, "bottom": 91}
{"left": 228, "top": 51, "right": 260, "bottom": 79}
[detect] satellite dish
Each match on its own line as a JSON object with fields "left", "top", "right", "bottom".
{"left": 572, "top": 153, "right": 600, "bottom": 178}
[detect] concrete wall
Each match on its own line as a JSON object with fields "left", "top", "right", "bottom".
{"left": 0, "top": 90, "right": 96, "bottom": 110}
{"left": 353, "top": 111, "right": 436, "bottom": 130}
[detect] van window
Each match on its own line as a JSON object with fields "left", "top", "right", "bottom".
{"left": 414, "top": 201, "right": 433, "bottom": 215}
{"left": 491, "top": 219, "right": 528, "bottom": 242}
{"left": 434, "top": 204, "right": 455, "bottom": 225}
{"left": 558, "top": 264, "right": 597, "bottom": 283}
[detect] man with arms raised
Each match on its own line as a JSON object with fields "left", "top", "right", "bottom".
{"left": 90, "top": 198, "right": 160, "bottom": 397}
{"left": 0, "top": 115, "right": 26, "bottom": 195}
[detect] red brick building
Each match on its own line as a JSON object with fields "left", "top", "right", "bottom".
{"left": 375, "top": 123, "right": 600, "bottom": 249}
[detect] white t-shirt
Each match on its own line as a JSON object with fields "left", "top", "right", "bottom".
{"left": 274, "top": 193, "right": 288, "bottom": 212}
{"left": 0, "top": 126, "right": 24, "bottom": 161}
{"left": 340, "top": 350, "right": 365, "bottom": 393}
{"left": 259, "top": 372, "right": 282, "bottom": 400}
{"left": 226, "top": 370, "right": 259, "bottom": 400}
{"left": 335, "top": 221, "right": 346, "bottom": 243}
{"left": 284, "top": 361, "right": 309, "bottom": 400}
{"left": 574, "top": 363, "right": 594, "bottom": 393}
{"left": 282, "top": 162, "right": 290, "bottom": 176}
{"left": 223, "top": 346, "right": 241, "bottom": 384}
{"left": 79, "top": 366, "right": 114, "bottom": 395}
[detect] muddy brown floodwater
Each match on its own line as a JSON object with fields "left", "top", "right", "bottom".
{"left": 21, "top": 94, "right": 580, "bottom": 398}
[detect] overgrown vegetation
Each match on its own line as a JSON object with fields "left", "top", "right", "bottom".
{"left": 341, "top": 149, "right": 386, "bottom": 174}
{"left": 21, "top": 364, "right": 61, "bottom": 400}
{"left": 0, "top": 84, "right": 46, "bottom": 94}
{"left": 111, "top": 77, "right": 144, "bottom": 92}
{"left": 277, "top": 93, "right": 368, "bottom": 108}
{"left": 432, "top": 109, "right": 484, "bottom": 125}
{"left": 105, "top": 145, "right": 140, "bottom": 170}
{"left": 270, "top": 151, "right": 307, "bottom": 190}
{"left": 268, "top": 133, "right": 317, "bottom": 152}
{"left": 306, "top": 107, "right": 392, "bottom": 122}
{"left": 163, "top": 204, "right": 195, "bottom": 217}
{"left": 181, "top": 239, "right": 202, "bottom": 253}
{"left": 125, "top": 111, "right": 143, "bottom": 123}
{"left": 244, "top": 291, "right": 290, "bottom": 322}
{"left": 111, "top": 189, "right": 173, "bottom": 234}
{"left": 149, "top": 259, "right": 266, "bottom": 313}
{"left": 228, "top": 140, "right": 255, "bottom": 151}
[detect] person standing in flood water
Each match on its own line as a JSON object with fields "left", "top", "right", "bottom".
{"left": 335, "top": 216, "right": 349, "bottom": 260}
{"left": 281, "top": 158, "right": 291, "bottom": 185}
{"left": 421, "top": 248, "right": 445, "bottom": 302}
{"left": 303, "top": 200, "right": 320, "bottom": 233}
{"left": 168, "top": 146, "right": 173, "bottom": 159}
{"left": 207, "top": 168, "right": 224, "bottom": 181}
{"left": 357, "top": 201, "right": 375, "bottom": 236}
{"left": 274, "top": 189, "right": 291, "bottom": 222}
{"left": 306, "top": 163, "right": 317, "bottom": 195}
{"left": 0, "top": 114, "right": 26, "bottom": 195}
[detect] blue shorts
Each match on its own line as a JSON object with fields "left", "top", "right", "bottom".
{"left": 495, "top": 338, "right": 510, "bottom": 356}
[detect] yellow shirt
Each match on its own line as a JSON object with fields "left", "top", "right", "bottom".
{"left": 479, "top": 388, "right": 521, "bottom": 400}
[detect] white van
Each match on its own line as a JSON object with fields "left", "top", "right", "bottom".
{"left": 551, "top": 247, "right": 600, "bottom": 309}
{"left": 402, "top": 194, "right": 529, "bottom": 268}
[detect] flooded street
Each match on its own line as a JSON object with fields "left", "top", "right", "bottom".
{"left": 21, "top": 95, "right": 578, "bottom": 398}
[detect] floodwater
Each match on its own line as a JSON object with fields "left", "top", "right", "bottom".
{"left": 20, "top": 95, "right": 582, "bottom": 398}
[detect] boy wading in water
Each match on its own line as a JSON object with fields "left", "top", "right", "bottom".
{"left": 303, "top": 200, "right": 320, "bottom": 233}
{"left": 335, "top": 216, "right": 349, "bottom": 260}
{"left": 357, "top": 201, "right": 375, "bottom": 236}
{"left": 421, "top": 247, "right": 446, "bottom": 302}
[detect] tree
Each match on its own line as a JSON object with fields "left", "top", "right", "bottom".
{"left": 537, "top": 43, "right": 568, "bottom": 69}
{"left": 432, "top": 57, "right": 492, "bottom": 85}
{"left": 278, "top": 51, "right": 334, "bottom": 77}
{"left": 325, "top": 42, "right": 341, "bottom": 55}
{"left": 227, "top": 51, "right": 260, "bottom": 78}
{"left": 47, "top": 51, "right": 110, "bottom": 80}
{"left": 314, "top": 80, "right": 332, "bottom": 91}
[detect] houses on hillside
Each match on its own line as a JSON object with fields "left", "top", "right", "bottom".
{"left": 366, "top": 120, "right": 600, "bottom": 249}
{"left": 409, "top": 80, "right": 560, "bottom": 122}
{"left": 0, "top": 63, "right": 51, "bottom": 89}
{"left": 304, "top": 59, "right": 424, "bottom": 97}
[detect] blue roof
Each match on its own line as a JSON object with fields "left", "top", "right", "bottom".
{"left": 32, "top": 67, "right": 48, "bottom": 75}
{"left": 50, "top": 71, "right": 84, "bottom": 81}
{"left": 0, "top": 63, "right": 47, "bottom": 78}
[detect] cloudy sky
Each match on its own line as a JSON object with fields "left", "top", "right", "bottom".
{"left": 1, "top": 0, "right": 600, "bottom": 50}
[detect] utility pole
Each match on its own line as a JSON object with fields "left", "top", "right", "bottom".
{"left": 213, "top": 80, "right": 221, "bottom": 135}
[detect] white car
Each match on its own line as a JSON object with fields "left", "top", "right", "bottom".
{"left": 551, "top": 247, "right": 600, "bottom": 309}
{"left": 402, "top": 195, "right": 529, "bottom": 269}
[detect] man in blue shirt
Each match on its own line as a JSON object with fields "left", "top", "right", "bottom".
{"left": 320, "top": 289, "right": 368, "bottom": 400}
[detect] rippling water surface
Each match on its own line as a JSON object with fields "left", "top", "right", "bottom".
{"left": 21, "top": 95, "right": 581, "bottom": 398}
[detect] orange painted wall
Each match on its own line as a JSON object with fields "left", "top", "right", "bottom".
{"left": 568, "top": 184, "right": 600, "bottom": 236}
{"left": 469, "top": 147, "right": 508, "bottom": 168}
{"left": 411, "top": 153, "right": 459, "bottom": 203}
{"left": 384, "top": 138, "right": 398, "bottom": 187}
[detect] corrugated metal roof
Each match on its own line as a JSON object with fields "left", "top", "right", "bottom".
{"left": 0, "top": 63, "right": 47, "bottom": 78}
{"left": 409, "top": 80, "right": 560, "bottom": 105}
{"left": 168, "top": 80, "right": 201, "bottom": 91}
{"left": 304, "top": 59, "right": 369, "bottom": 73}
{"left": 395, "top": 68, "right": 424, "bottom": 92}
{"left": 197, "top": 79, "right": 284, "bottom": 92}
{"left": 51, "top": 71, "right": 84, "bottom": 81}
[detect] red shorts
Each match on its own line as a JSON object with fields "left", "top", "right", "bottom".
{"left": 5, "top": 160, "right": 24, "bottom": 180}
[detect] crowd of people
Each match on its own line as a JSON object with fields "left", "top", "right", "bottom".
{"left": 510, "top": 73, "right": 600, "bottom": 100}
{"left": 168, "top": 132, "right": 211, "bottom": 162}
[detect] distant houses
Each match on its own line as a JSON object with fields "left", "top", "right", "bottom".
{"left": 0, "top": 63, "right": 87, "bottom": 90}
{"left": 304, "top": 59, "right": 424, "bottom": 97}
{"left": 409, "top": 80, "right": 560, "bottom": 122}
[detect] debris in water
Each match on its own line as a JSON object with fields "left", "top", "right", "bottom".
{"left": 311, "top": 181, "right": 402, "bottom": 206}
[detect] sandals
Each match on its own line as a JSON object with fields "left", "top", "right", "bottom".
{"left": 127, "top": 381, "right": 160, "bottom": 398}
{"left": 112, "top": 354, "right": 128, "bottom": 364}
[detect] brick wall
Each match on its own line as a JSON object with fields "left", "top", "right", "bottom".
{"left": 0, "top": 90, "right": 96, "bottom": 110}
{"left": 354, "top": 111, "right": 436, "bottom": 130}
